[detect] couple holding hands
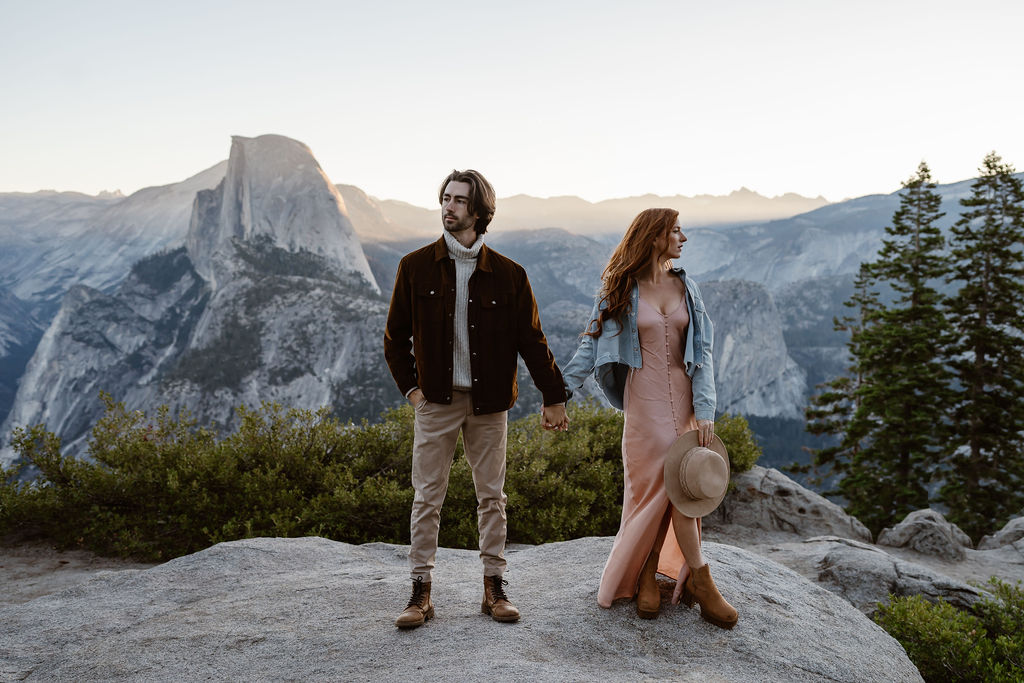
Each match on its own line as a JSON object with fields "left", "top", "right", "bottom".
{"left": 383, "top": 169, "right": 737, "bottom": 632}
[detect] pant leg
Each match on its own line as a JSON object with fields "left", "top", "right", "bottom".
{"left": 409, "top": 397, "right": 465, "bottom": 582}
{"left": 461, "top": 397, "right": 509, "bottom": 577}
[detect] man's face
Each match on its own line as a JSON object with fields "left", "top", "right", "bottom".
{"left": 441, "top": 181, "right": 478, "bottom": 235}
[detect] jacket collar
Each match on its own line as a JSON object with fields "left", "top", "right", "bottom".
{"left": 432, "top": 234, "right": 493, "bottom": 272}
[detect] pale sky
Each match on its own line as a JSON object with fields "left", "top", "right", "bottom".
{"left": 2, "top": 0, "right": 1022, "bottom": 207}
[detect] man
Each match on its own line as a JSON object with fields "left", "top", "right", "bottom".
{"left": 384, "top": 169, "right": 569, "bottom": 629}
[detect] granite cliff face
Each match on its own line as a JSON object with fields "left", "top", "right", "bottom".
{"left": 702, "top": 280, "right": 806, "bottom": 418}
{"left": 0, "top": 136, "right": 392, "bottom": 464}
{"left": 0, "top": 288, "right": 45, "bottom": 425}
{"left": 187, "top": 136, "right": 376, "bottom": 293}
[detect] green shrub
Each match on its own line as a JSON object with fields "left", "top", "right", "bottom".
{"left": 505, "top": 402, "right": 624, "bottom": 544}
{"left": 716, "top": 413, "right": 761, "bottom": 473}
{"left": 0, "top": 397, "right": 764, "bottom": 562}
{"left": 874, "top": 579, "right": 1024, "bottom": 682}
{"left": 0, "top": 398, "right": 626, "bottom": 560}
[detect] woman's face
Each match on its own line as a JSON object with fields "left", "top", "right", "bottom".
{"left": 656, "top": 221, "right": 687, "bottom": 261}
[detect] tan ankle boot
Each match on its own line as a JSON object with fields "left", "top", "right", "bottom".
{"left": 481, "top": 575, "right": 520, "bottom": 623}
{"left": 395, "top": 576, "right": 433, "bottom": 629}
{"left": 635, "top": 548, "right": 661, "bottom": 619}
{"left": 682, "top": 563, "right": 738, "bottom": 630}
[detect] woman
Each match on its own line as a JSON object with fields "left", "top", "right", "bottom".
{"left": 561, "top": 208, "right": 737, "bottom": 628}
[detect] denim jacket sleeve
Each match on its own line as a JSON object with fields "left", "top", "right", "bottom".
{"left": 561, "top": 300, "right": 600, "bottom": 399}
{"left": 686, "top": 276, "right": 717, "bottom": 422}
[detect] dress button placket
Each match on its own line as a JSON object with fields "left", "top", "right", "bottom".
{"left": 664, "top": 317, "right": 680, "bottom": 437}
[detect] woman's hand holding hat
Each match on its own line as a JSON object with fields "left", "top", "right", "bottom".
{"left": 697, "top": 419, "right": 715, "bottom": 447}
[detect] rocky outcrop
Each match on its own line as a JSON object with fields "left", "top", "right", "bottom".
{"left": 707, "top": 466, "right": 871, "bottom": 542}
{"left": 706, "top": 469, "right": 1022, "bottom": 614}
{"left": 979, "top": 517, "right": 1024, "bottom": 550}
{"left": 877, "top": 509, "right": 974, "bottom": 561}
{"left": 0, "top": 536, "right": 922, "bottom": 682}
{"left": 760, "top": 536, "right": 987, "bottom": 614}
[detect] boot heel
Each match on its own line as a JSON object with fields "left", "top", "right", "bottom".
{"left": 700, "top": 610, "right": 737, "bottom": 630}
{"left": 481, "top": 601, "right": 490, "bottom": 615}
{"left": 681, "top": 587, "right": 696, "bottom": 608}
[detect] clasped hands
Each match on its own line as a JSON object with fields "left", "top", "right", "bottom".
{"left": 541, "top": 404, "right": 569, "bottom": 431}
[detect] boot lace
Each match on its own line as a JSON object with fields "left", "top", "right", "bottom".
{"left": 487, "top": 575, "right": 510, "bottom": 602}
{"left": 406, "top": 576, "right": 428, "bottom": 608}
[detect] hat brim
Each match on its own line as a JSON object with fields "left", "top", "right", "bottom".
{"left": 663, "top": 430, "right": 730, "bottom": 518}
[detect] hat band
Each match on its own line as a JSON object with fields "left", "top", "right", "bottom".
{"left": 679, "top": 452, "right": 701, "bottom": 502}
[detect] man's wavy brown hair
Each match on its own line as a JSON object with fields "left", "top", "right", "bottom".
{"left": 586, "top": 208, "right": 680, "bottom": 338}
{"left": 438, "top": 169, "right": 496, "bottom": 236}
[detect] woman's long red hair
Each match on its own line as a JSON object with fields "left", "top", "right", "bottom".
{"left": 586, "top": 208, "right": 680, "bottom": 338}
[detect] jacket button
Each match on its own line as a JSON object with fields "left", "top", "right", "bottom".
{"left": 429, "top": 290, "right": 434, "bottom": 295}
{"left": 473, "top": 378, "right": 478, "bottom": 382}
{"left": 491, "top": 300, "right": 496, "bottom": 304}
{"left": 469, "top": 298, "right": 473, "bottom": 303}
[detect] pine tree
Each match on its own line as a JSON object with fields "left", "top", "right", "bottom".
{"left": 805, "top": 163, "right": 952, "bottom": 535}
{"left": 940, "top": 152, "right": 1024, "bottom": 541}
{"left": 803, "top": 265, "right": 879, "bottom": 490}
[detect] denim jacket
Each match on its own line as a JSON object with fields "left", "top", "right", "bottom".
{"left": 561, "top": 268, "right": 716, "bottom": 421}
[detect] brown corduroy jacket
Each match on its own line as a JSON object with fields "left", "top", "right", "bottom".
{"left": 383, "top": 236, "right": 567, "bottom": 415}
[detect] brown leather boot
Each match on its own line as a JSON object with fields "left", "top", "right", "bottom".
{"left": 481, "top": 575, "right": 520, "bottom": 623}
{"left": 635, "top": 548, "right": 661, "bottom": 619}
{"left": 682, "top": 563, "right": 738, "bottom": 630}
{"left": 395, "top": 576, "right": 433, "bottom": 629}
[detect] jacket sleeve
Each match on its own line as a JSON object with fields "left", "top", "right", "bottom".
{"left": 560, "top": 300, "right": 600, "bottom": 400}
{"left": 514, "top": 267, "right": 568, "bottom": 406}
{"left": 691, "top": 297, "right": 716, "bottom": 422}
{"left": 383, "top": 257, "right": 418, "bottom": 396}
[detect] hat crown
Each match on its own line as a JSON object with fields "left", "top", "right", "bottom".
{"left": 664, "top": 430, "right": 731, "bottom": 519}
{"left": 678, "top": 447, "right": 728, "bottom": 501}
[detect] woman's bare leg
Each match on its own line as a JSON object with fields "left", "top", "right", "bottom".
{"left": 670, "top": 506, "right": 705, "bottom": 570}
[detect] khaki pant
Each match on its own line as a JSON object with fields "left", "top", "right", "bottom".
{"left": 409, "top": 390, "right": 508, "bottom": 582}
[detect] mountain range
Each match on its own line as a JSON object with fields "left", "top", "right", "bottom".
{"left": 0, "top": 133, "right": 1001, "bottom": 472}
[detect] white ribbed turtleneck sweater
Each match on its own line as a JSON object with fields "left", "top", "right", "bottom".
{"left": 443, "top": 230, "right": 484, "bottom": 390}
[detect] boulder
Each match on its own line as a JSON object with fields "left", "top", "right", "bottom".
{"left": 708, "top": 466, "right": 872, "bottom": 542}
{"left": 0, "top": 537, "right": 922, "bottom": 682}
{"left": 978, "top": 517, "right": 1024, "bottom": 550}
{"left": 877, "top": 509, "right": 973, "bottom": 560}
{"left": 760, "top": 536, "right": 986, "bottom": 614}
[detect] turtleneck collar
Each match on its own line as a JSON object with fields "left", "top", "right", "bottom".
{"left": 443, "top": 230, "right": 484, "bottom": 260}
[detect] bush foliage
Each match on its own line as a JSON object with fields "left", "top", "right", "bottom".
{"left": 874, "top": 579, "right": 1024, "bottom": 682}
{"left": 0, "top": 397, "right": 762, "bottom": 562}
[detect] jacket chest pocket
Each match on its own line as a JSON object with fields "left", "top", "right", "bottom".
{"left": 415, "top": 286, "right": 446, "bottom": 328}
{"left": 478, "top": 291, "right": 514, "bottom": 330}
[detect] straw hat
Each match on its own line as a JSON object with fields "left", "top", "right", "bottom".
{"left": 664, "top": 430, "right": 731, "bottom": 518}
